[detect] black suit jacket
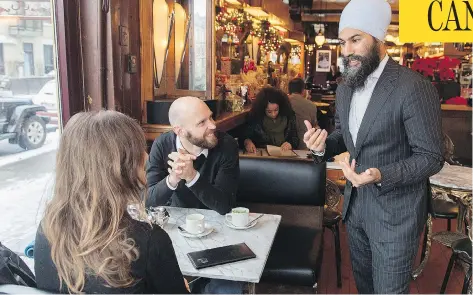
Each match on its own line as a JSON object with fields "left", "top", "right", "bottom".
{"left": 146, "top": 131, "right": 239, "bottom": 215}
{"left": 321, "top": 58, "right": 444, "bottom": 242}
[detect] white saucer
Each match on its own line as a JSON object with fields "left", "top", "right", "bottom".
{"left": 224, "top": 218, "right": 258, "bottom": 230}
{"left": 178, "top": 223, "right": 214, "bottom": 238}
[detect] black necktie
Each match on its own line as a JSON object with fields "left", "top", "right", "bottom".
{"left": 193, "top": 154, "right": 206, "bottom": 171}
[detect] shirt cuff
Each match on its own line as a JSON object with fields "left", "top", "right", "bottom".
{"left": 185, "top": 172, "right": 200, "bottom": 187}
{"left": 166, "top": 175, "right": 178, "bottom": 190}
{"left": 311, "top": 149, "right": 325, "bottom": 157}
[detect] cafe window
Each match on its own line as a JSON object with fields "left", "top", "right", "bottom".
{"left": 189, "top": 0, "right": 206, "bottom": 91}
{"left": 43, "top": 45, "right": 54, "bottom": 74}
{"left": 23, "top": 43, "right": 34, "bottom": 76}
{"left": 0, "top": 0, "right": 60, "bottom": 270}
{"left": 0, "top": 44, "right": 4, "bottom": 75}
{"left": 19, "top": 20, "right": 43, "bottom": 31}
{"left": 175, "top": 0, "right": 207, "bottom": 91}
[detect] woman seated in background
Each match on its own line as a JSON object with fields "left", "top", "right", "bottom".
{"left": 326, "top": 63, "right": 342, "bottom": 91}
{"left": 243, "top": 86, "right": 299, "bottom": 153}
{"left": 34, "top": 110, "right": 189, "bottom": 294}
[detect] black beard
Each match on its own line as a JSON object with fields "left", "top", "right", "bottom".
{"left": 342, "top": 41, "right": 381, "bottom": 90}
{"left": 185, "top": 130, "right": 218, "bottom": 149}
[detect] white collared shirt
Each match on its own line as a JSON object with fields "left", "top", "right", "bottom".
{"left": 349, "top": 54, "right": 389, "bottom": 145}
{"left": 166, "top": 136, "right": 208, "bottom": 190}
{"left": 311, "top": 54, "right": 389, "bottom": 156}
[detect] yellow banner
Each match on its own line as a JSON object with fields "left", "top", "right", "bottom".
{"left": 400, "top": 0, "right": 473, "bottom": 42}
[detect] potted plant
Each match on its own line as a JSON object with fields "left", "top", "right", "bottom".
{"left": 412, "top": 56, "right": 462, "bottom": 102}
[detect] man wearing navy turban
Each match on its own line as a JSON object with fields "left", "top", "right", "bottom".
{"left": 304, "top": 0, "right": 444, "bottom": 293}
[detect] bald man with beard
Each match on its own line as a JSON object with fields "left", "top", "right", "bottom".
{"left": 146, "top": 97, "right": 243, "bottom": 293}
{"left": 146, "top": 96, "right": 239, "bottom": 217}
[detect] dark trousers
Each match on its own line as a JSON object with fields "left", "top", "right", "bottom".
{"left": 345, "top": 190, "right": 420, "bottom": 294}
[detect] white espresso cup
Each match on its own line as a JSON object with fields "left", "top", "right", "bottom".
{"left": 185, "top": 213, "right": 205, "bottom": 234}
{"left": 225, "top": 207, "right": 250, "bottom": 227}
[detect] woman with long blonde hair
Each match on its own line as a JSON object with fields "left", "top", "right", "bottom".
{"left": 34, "top": 110, "right": 189, "bottom": 294}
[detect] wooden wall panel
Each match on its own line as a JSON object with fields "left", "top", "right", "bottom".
{"left": 110, "top": 0, "right": 142, "bottom": 121}
{"left": 55, "top": 0, "right": 142, "bottom": 124}
{"left": 54, "top": 0, "right": 86, "bottom": 125}
{"left": 121, "top": 1, "right": 132, "bottom": 116}
{"left": 140, "top": 0, "right": 154, "bottom": 122}
{"left": 79, "top": 0, "right": 104, "bottom": 111}
{"left": 128, "top": 1, "right": 142, "bottom": 121}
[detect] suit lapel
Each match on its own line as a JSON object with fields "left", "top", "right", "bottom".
{"left": 353, "top": 58, "right": 399, "bottom": 158}
{"left": 338, "top": 85, "right": 355, "bottom": 153}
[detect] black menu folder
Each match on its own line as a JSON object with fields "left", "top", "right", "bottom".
{"left": 187, "top": 243, "right": 256, "bottom": 269}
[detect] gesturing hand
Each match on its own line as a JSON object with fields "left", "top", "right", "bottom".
{"left": 303, "top": 120, "right": 327, "bottom": 152}
{"left": 338, "top": 156, "right": 381, "bottom": 187}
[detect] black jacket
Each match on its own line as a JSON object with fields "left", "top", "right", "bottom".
{"left": 146, "top": 131, "right": 239, "bottom": 215}
{"left": 242, "top": 113, "right": 299, "bottom": 149}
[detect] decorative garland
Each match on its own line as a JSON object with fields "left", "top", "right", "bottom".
{"left": 252, "top": 20, "right": 283, "bottom": 55}
{"left": 215, "top": 7, "right": 283, "bottom": 57}
{"left": 215, "top": 7, "right": 252, "bottom": 34}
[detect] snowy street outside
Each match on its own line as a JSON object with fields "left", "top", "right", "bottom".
{"left": 0, "top": 130, "right": 59, "bottom": 271}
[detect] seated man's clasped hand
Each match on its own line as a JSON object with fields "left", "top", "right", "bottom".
{"left": 167, "top": 149, "right": 197, "bottom": 186}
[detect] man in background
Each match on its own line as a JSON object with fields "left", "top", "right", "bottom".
{"left": 288, "top": 78, "right": 318, "bottom": 150}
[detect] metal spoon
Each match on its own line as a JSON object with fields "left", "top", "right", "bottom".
{"left": 245, "top": 214, "right": 264, "bottom": 227}
{"left": 178, "top": 226, "right": 195, "bottom": 235}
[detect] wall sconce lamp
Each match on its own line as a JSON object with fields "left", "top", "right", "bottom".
{"left": 153, "top": 0, "right": 174, "bottom": 88}
{"left": 315, "top": 29, "right": 325, "bottom": 47}
{"left": 174, "top": 2, "right": 191, "bottom": 83}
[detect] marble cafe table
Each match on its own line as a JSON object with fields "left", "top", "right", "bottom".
{"left": 430, "top": 164, "right": 472, "bottom": 193}
{"left": 412, "top": 164, "right": 472, "bottom": 279}
{"left": 161, "top": 207, "right": 281, "bottom": 286}
{"left": 429, "top": 164, "right": 472, "bottom": 235}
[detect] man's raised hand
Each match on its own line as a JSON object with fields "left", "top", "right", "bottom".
{"left": 303, "top": 120, "right": 327, "bottom": 152}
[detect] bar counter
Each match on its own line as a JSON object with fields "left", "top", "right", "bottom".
{"left": 441, "top": 104, "right": 472, "bottom": 111}
{"left": 142, "top": 106, "right": 251, "bottom": 141}
{"left": 440, "top": 104, "right": 472, "bottom": 164}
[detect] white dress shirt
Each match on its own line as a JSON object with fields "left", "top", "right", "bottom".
{"left": 349, "top": 54, "right": 389, "bottom": 145}
{"left": 166, "top": 136, "right": 208, "bottom": 190}
{"left": 312, "top": 54, "right": 389, "bottom": 156}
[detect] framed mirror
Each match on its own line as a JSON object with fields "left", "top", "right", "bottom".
{"left": 148, "top": 0, "right": 213, "bottom": 99}
{"left": 153, "top": 0, "right": 174, "bottom": 88}
{"left": 174, "top": 0, "right": 208, "bottom": 92}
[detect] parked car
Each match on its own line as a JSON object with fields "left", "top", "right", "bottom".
{"left": 0, "top": 98, "right": 51, "bottom": 150}
{"left": 32, "top": 79, "right": 58, "bottom": 111}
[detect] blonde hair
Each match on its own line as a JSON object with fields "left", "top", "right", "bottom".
{"left": 42, "top": 110, "right": 147, "bottom": 293}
